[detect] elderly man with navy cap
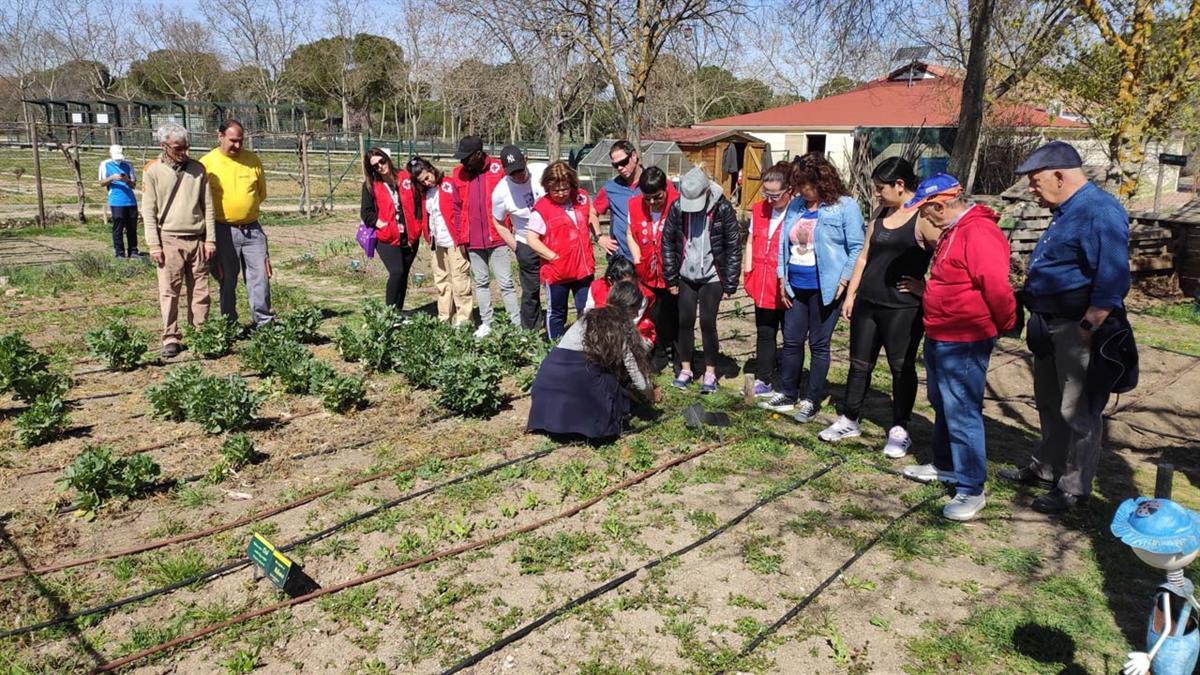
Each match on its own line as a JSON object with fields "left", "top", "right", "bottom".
{"left": 899, "top": 173, "right": 1016, "bottom": 522}
{"left": 999, "top": 140, "right": 1131, "bottom": 514}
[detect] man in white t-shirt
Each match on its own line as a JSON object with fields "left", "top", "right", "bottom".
{"left": 492, "top": 145, "right": 547, "bottom": 331}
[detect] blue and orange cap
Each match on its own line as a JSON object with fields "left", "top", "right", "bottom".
{"left": 904, "top": 173, "right": 963, "bottom": 209}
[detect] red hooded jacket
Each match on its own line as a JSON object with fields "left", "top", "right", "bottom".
{"left": 587, "top": 277, "right": 658, "bottom": 347}
{"left": 398, "top": 170, "right": 458, "bottom": 246}
{"left": 627, "top": 183, "right": 679, "bottom": 289}
{"left": 451, "top": 157, "right": 505, "bottom": 248}
{"left": 533, "top": 190, "right": 595, "bottom": 285}
{"left": 923, "top": 204, "right": 1017, "bottom": 342}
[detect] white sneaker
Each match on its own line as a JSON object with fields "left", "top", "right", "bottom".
{"left": 883, "top": 426, "right": 911, "bottom": 459}
{"left": 943, "top": 493, "right": 986, "bottom": 522}
{"left": 818, "top": 415, "right": 861, "bottom": 442}
{"left": 473, "top": 323, "right": 492, "bottom": 339}
{"left": 902, "top": 464, "right": 958, "bottom": 484}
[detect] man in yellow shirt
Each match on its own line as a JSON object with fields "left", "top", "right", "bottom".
{"left": 200, "top": 119, "right": 273, "bottom": 327}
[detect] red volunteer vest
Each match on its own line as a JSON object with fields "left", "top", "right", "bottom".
{"left": 627, "top": 184, "right": 678, "bottom": 289}
{"left": 451, "top": 157, "right": 505, "bottom": 247}
{"left": 588, "top": 277, "right": 658, "bottom": 347}
{"left": 395, "top": 171, "right": 429, "bottom": 245}
{"left": 744, "top": 199, "right": 785, "bottom": 309}
{"left": 533, "top": 190, "right": 595, "bottom": 285}
{"left": 370, "top": 180, "right": 406, "bottom": 246}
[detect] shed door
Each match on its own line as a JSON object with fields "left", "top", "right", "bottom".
{"left": 742, "top": 144, "right": 764, "bottom": 210}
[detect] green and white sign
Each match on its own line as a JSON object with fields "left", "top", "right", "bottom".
{"left": 247, "top": 533, "right": 294, "bottom": 590}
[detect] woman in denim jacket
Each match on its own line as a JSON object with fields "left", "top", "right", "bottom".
{"left": 759, "top": 153, "right": 865, "bottom": 422}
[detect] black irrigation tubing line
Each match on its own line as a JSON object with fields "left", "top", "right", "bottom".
{"left": 734, "top": 491, "right": 943, "bottom": 661}
{"left": 439, "top": 455, "right": 848, "bottom": 675}
{"left": 0, "top": 441, "right": 563, "bottom": 641}
{"left": 93, "top": 441, "right": 722, "bottom": 672}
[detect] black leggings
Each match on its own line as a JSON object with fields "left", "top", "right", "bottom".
{"left": 754, "top": 306, "right": 785, "bottom": 383}
{"left": 842, "top": 298, "right": 924, "bottom": 428}
{"left": 675, "top": 279, "right": 722, "bottom": 369}
{"left": 376, "top": 240, "right": 420, "bottom": 310}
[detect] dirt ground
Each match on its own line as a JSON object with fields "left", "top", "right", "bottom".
{"left": 0, "top": 217, "right": 1197, "bottom": 674}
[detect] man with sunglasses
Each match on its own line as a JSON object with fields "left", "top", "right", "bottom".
{"left": 452, "top": 135, "right": 520, "bottom": 338}
{"left": 592, "top": 139, "right": 642, "bottom": 261}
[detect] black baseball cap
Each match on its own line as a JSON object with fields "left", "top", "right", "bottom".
{"left": 1015, "top": 140, "right": 1083, "bottom": 175}
{"left": 499, "top": 145, "right": 527, "bottom": 174}
{"left": 453, "top": 135, "right": 484, "bottom": 161}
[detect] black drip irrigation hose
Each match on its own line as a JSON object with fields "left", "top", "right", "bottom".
{"left": 0, "top": 443, "right": 558, "bottom": 640}
{"left": 439, "top": 457, "right": 847, "bottom": 675}
{"left": 735, "top": 491, "right": 943, "bottom": 660}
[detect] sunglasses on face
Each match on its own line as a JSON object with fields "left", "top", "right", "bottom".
{"left": 764, "top": 190, "right": 785, "bottom": 200}
{"left": 370, "top": 157, "right": 387, "bottom": 168}
{"left": 611, "top": 155, "right": 633, "bottom": 169}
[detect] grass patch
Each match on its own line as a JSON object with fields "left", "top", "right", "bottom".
{"left": 742, "top": 535, "right": 784, "bottom": 574}
{"left": 145, "top": 549, "right": 208, "bottom": 586}
{"left": 513, "top": 531, "right": 604, "bottom": 575}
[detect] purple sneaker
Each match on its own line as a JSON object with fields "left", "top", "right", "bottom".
{"left": 672, "top": 370, "right": 694, "bottom": 389}
{"left": 700, "top": 373, "right": 718, "bottom": 394}
{"left": 752, "top": 380, "right": 774, "bottom": 398}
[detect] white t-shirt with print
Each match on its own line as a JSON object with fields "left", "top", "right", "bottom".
{"left": 491, "top": 164, "right": 547, "bottom": 243}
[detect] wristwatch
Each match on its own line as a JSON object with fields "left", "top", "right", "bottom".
{"left": 591, "top": 231, "right": 600, "bottom": 244}
{"left": 1079, "top": 318, "right": 1097, "bottom": 333}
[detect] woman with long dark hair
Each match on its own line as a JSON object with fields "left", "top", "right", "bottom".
{"left": 586, "top": 255, "right": 657, "bottom": 348}
{"left": 818, "top": 157, "right": 939, "bottom": 457}
{"left": 360, "top": 148, "right": 423, "bottom": 312}
{"left": 759, "top": 152, "right": 865, "bottom": 422}
{"left": 525, "top": 161, "right": 606, "bottom": 339}
{"left": 743, "top": 161, "right": 794, "bottom": 398}
{"left": 528, "top": 280, "right": 659, "bottom": 441}
{"left": 406, "top": 156, "right": 474, "bottom": 327}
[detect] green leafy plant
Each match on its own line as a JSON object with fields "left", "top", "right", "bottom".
{"left": 333, "top": 323, "right": 364, "bottom": 362}
{"left": 84, "top": 319, "right": 149, "bottom": 371}
{"left": 474, "top": 321, "right": 548, "bottom": 373}
{"left": 14, "top": 394, "right": 70, "bottom": 447}
{"left": 275, "top": 306, "right": 323, "bottom": 343}
{"left": 316, "top": 372, "right": 367, "bottom": 413}
{"left": 185, "top": 375, "right": 263, "bottom": 433}
{"left": 0, "top": 333, "right": 70, "bottom": 402}
{"left": 433, "top": 354, "right": 506, "bottom": 417}
{"left": 240, "top": 326, "right": 308, "bottom": 375}
{"left": 206, "top": 433, "right": 265, "bottom": 483}
{"left": 145, "top": 365, "right": 206, "bottom": 421}
{"left": 145, "top": 366, "right": 262, "bottom": 433}
{"left": 184, "top": 315, "right": 242, "bottom": 358}
{"left": 58, "top": 445, "right": 162, "bottom": 519}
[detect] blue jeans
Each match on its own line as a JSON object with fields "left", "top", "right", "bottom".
{"left": 779, "top": 287, "right": 841, "bottom": 402}
{"left": 925, "top": 337, "right": 995, "bottom": 496}
{"left": 546, "top": 276, "right": 593, "bottom": 340}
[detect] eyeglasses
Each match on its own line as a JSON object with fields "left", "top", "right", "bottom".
{"left": 763, "top": 190, "right": 786, "bottom": 200}
{"left": 611, "top": 155, "right": 633, "bottom": 169}
{"left": 370, "top": 158, "right": 386, "bottom": 168}
{"left": 547, "top": 184, "right": 572, "bottom": 195}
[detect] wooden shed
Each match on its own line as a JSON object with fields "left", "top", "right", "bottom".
{"left": 642, "top": 128, "right": 770, "bottom": 212}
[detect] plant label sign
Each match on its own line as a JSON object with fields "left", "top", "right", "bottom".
{"left": 1159, "top": 153, "right": 1188, "bottom": 167}
{"left": 247, "top": 533, "right": 294, "bottom": 590}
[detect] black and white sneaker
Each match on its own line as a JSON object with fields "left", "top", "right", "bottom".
{"left": 792, "top": 399, "right": 818, "bottom": 423}
{"left": 758, "top": 394, "right": 796, "bottom": 412}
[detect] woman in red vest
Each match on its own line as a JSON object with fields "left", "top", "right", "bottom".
{"left": 525, "top": 161, "right": 605, "bottom": 340}
{"left": 743, "top": 162, "right": 795, "bottom": 398}
{"left": 585, "top": 256, "right": 657, "bottom": 347}
{"left": 627, "top": 167, "right": 678, "bottom": 368}
{"left": 360, "top": 148, "right": 421, "bottom": 313}
{"left": 406, "top": 156, "right": 474, "bottom": 327}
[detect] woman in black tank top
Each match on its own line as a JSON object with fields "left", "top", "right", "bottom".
{"left": 817, "top": 158, "right": 940, "bottom": 458}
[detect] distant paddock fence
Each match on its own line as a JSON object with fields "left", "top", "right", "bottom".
{"left": 0, "top": 122, "right": 560, "bottom": 226}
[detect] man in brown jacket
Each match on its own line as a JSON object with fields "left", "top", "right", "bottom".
{"left": 142, "top": 123, "right": 216, "bottom": 358}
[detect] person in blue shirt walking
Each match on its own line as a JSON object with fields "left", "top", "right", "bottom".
{"left": 998, "top": 141, "right": 1131, "bottom": 514}
{"left": 759, "top": 153, "right": 865, "bottom": 421}
{"left": 99, "top": 145, "right": 139, "bottom": 258}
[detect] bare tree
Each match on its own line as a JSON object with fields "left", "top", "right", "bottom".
{"left": 133, "top": 5, "right": 224, "bottom": 100}
{"left": 200, "top": 0, "right": 310, "bottom": 129}
{"left": 0, "top": 0, "right": 62, "bottom": 121}
{"left": 43, "top": 0, "right": 133, "bottom": 99}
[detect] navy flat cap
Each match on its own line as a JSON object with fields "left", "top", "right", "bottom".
{"left": 1016, "top": 140, "right": 1083, "bottom": 175}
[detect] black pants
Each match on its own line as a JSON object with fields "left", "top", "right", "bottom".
{"left": 650, "top": 287, "right": 678, "bottom": 362}
{"left": 377, "top": 239, "right": 419, "bottom": 311}
{"left": 842, "top": 299, "right": 923, "bottom": 428}
{"left": 754, "top": 306, "right": 785, "bottom": 383}
{"left": 675, "top": 279, "right": 722, "bottom": 370}
{"left": 111, "top": 205, "right": 138, "bottom": 256}
{"left": 515, "top": 242, "right": 543, "bottom": 331}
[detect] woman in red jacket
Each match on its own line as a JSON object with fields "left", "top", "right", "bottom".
{"left": 627, "top": 166, "right": 677, "bottom": 368}
{"left": 407, "top": 156, "right": 474, "bottom": 327}
{"left": 526, "top": 161, "right": 606, "bottom": 340}
{"left": 360, "top": 148, "right": 420, "bottom": 313}
{"left": 742, "top": 162, "right": 794, "bottom": 398}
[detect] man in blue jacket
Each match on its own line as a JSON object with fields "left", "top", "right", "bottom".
{"left": 1000, "top": 141, "right": 1131, "bottom": 514}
